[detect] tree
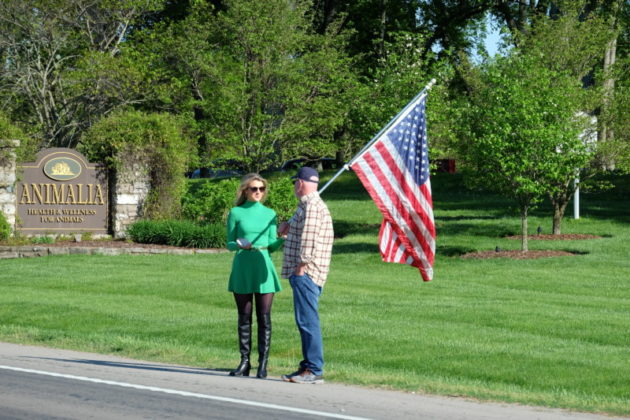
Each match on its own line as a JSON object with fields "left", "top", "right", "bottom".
{"left": 604, "top": 57, "right": 630, "bottom": 172}
{"left": 512, "top": 6, "right": 611, "bottom": 234}
{"left": 133, "top": 0, "right": 358, "bottom": 173}
{"left": 418, "top": 0, "right": 492, "bottom": 61}
{"left": 459, "top": 53, "right": 592, "bottom": 251}
{"left": 309, "top": 0, "right": 422, "bottom": 69}
{"left": 438, "top": 1, "right": 622, "bottom": 235}
{"left": 589, "top": 0, "right": 630, "bottom": 172}
{"left": 0, "top": 0, "right": 164, "bottom": 148}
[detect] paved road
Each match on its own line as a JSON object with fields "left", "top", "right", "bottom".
{"left": 0, "top": 342, "right": 625, "bottom": 420}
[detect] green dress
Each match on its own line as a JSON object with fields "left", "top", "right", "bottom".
{"left": 227, "top": 201, "right": 284, "bottom": 293}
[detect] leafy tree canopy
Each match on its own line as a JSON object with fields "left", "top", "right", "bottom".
{"left": 458, "top": 51, "right": 592, "bottom": 248}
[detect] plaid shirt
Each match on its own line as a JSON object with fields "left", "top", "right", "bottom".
{"left": 281, "top": 191, "right": 334, "bottom": 287}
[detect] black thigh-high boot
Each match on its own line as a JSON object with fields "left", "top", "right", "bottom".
{"left": 229, "top": 313, "right": 251, "bottom": 376}
{"left": 256, "top": 313, "right": 272, "bottom": 378}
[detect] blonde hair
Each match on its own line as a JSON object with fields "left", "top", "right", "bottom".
{"left": 235, "top": 173, "right": 268, "bottom": 206}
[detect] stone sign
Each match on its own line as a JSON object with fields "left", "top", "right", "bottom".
{"left": 16, "top": 148, "right": 108, "bottom": 235}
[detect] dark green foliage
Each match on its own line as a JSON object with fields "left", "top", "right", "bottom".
{"left": 181, "top": 178, "right": 240, "bottom": 224}
{"left": 263, "top": 177, "right": 297, "bottom": 222}
{"left": 30, "top": 236, "right": 55, "bottom": 245}
{"left": 181, "top": 176, "right": 296, "bottom": 224}
{"left": 0, "top": 113, "right": 23, "bottom": 141}
{"left": 0, "top": 212, "right": 10, "bottom": 241}
{"left": 127, "top": 219, "right": 226, "bottom": 248}
{"left": 131, "top": 173, "right": 295, "bottom": 248}
{"left": 81, "top": 110, "right": 195, "bottom": 220}
{"left": 0, "top": 112, "right": 37, "bottom": 164}
{"left": 130, "top": 0, "right": 358, "bottom": 173}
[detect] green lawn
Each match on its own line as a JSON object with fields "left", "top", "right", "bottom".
{"left": 1, "top": 172, "right": 628, "bottom": 415}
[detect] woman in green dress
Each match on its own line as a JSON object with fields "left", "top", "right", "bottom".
{"left": 226, "top": 173, "right": 284, "bottom": 378}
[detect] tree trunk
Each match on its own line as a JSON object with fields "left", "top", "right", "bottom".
{"left": 335, "top": 150, "right": 345, "bottom": 167}
{"left": 550, "top": 180, "right": 575, "bottom": 235}
{"left": 378, "top": 0, "right": 388, "bottom": 60}
{"left": 600, "top": 36, "right": 617, "bottom": 169}
{"left": 315, "top": 0, "right": 338, "bottom": 34}
{"left": 552, "top": 201, "right": 569, "bottom": 235}
{"left": 520, "top": 205, "right": 528, "bottom": 252}
{"left": 599, "top": 0, "right": 620, "bottom": 169}
{"left": 601, "top": 37, "right": 617, "bottom": 126}
{"left": 193, "top": 105, "right": 210, "bottom": 178}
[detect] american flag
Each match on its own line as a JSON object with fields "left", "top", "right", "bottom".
{"left": 350, "top": 94, "right": 436, "bottom": 281}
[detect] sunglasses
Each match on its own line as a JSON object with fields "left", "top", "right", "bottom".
{"left": 249, "top": 186, "right": 266, "bottom": 193}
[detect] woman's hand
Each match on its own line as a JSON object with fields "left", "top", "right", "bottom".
{"left": 236, "top": 238, "right": 252, "bottom": 249}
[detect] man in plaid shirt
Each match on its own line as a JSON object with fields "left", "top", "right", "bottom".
{"left": 278, "top": 166, "right": 334, "bottom": 384}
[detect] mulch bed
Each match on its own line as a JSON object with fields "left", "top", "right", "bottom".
{"left": 462, "top": 233, "right": 601, "bottom": 259}
{"left": 505, "top": 234, "right": 601, "bottom": 240}
{"left": 461, "top": 250, "right": 576, "bottom": 260}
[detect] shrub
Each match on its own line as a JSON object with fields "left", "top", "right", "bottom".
{"left": 80, "top": 110, "right": 195, "bottom": 220}
{"left": 30, "top": 236, "right": 55, "bottom": 244}
{"left": 0, "top": 212, "right": 11, "bottom": 241}
{"left": 182, "top": 178, "right": 240, "bottom": 224}
{"left": 181, "top": 176, "right": 296, "bottom": 224}
{"left": 127, "top": 220, "right": 226, "bottom": 249}
{"left": 264, "top": 177, "right": 296, "bottom": 222}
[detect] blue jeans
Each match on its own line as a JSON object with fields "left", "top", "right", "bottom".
{"left": 289, "top": 273, "right": 323, "bottom": 376}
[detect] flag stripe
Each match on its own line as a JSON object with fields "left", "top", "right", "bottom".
{"left": 354, "top": 158, "right": 434, "bottom": 277}
{"left": 350, "top": 93, "right": 435, "bottom": 281}
{"left": 375, "top": 139, "right": 436, "bottom": 255}
{"left": 360, "top": 151, "right": 434, "bottom": 265}
{"left": 381, "top": 223, "right": 404, "bottom": 263}
{"left": 379, "top": 223, "right": 395, "bottom": 260}
{"left": 380, "top": 139, "right": 435, "bottom": 222}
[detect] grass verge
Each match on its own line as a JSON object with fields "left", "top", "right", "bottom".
{"left": 0, "top": 172, "right": 628, "bottom": 415}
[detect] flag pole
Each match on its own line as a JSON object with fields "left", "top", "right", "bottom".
{"left": 318, "top": 78, "right": 436, "bottom": 195}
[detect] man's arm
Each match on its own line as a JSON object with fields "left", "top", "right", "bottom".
{"left": 298, "top": 202, "right": 322, "bottom": 273}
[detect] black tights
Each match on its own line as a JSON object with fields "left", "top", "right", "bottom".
{"left": 233, "top": 293, "right": 274, "bottom": 320}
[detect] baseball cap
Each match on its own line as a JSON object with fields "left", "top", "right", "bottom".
{"left": 291, "top": 166, "right": 319, "bottom": 183}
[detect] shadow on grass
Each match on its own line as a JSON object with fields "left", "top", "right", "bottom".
{"left": 435, "top": 198, "right": 514, "bottom": 214}
{"left": 563, "top": 249, "right": 591, "bottom": 255}
{"left": 335, "top": 218, "right": 517, "bottom": 241}
{"left": 580, "top": 201, "right": 630, "bottom": 224}
{"left": 437, "top": 222, "right": 517, "bottom": 238}
{"left": 435, "top": 215, "right": 504, "bottom": 221}
{"left": 435, "top": 173, "right": 630, "bottom": 225}
{"left": 335, "top": 243, "right": 481, "bottom": 257}
{"left": 325, "top": 172, "right": 630, "bottom": 237}
{"left": 333, "top": 242, "right": 380, "bottom": 254}
{"left": 334, "top": 221, "right": 380, "bottom": 238}
{"left": 319, "top": 171, "right": 370, "bottom": 201}
{"left": 436, "top": 245, "right": 477, "bottom": 257}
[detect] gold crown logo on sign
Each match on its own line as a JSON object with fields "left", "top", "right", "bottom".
{"left": 50, "top": 161, "right": 75, "bottom": 176}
